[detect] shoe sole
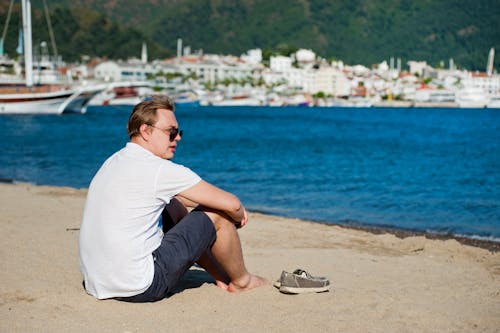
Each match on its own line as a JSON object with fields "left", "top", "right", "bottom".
{"left": 279, "top": 285, "right": 330, "bottom": 294}
{"left": 275, "top": 279, "right": 329, "bottom": 289}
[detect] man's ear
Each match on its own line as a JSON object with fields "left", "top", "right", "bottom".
{"left": 139, "top": 123, "right": 151, "bottom": 140}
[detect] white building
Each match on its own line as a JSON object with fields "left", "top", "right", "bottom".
{"left": 270, "top": 55, "right": 292, "bottom": 72}
{"left": 241, "top": 49, "right": 262, "bottom": 65}
{"left": 351, "top": 64, "right": 370, "bottom": 77}
{"left": 284, "top": 67, "right": 305, "bottom": 88}
{"left": 93, "top": 60, "right": 156, "bottom": 82}
{"left": 93, "top": 61, "right": 121, "bottom": 81}
{"left": 295, "top": 49, "right": 316, "bottom": 63}
{"left": 408, "top": 61, "right": 427, "bottom": 76}
{"left": 461, "top": 72, "right": 500, "bottom": 95}
{"left": 302, "top": 66, "right": 350, "bottom": 96}
{"left": 331, "top": 60, "right": 344, "bottom": 70}
{"left": 376, "top": 60, "right": 389, "bottom": 74}
{"left": 162, "top": 55, "right": 258, "bottom": 84}
{"left": 263, "top": 61, "right": 350, "bottom": 96}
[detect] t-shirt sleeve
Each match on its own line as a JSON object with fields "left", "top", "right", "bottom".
{"left": 154, "top": 161, "right": 201, "bottom": 203}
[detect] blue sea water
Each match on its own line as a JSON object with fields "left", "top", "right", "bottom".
{"left": 1, "top": 105, "right": 499, "bottom": 241}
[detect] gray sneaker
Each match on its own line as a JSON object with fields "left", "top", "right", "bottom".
{"left": 276, "top": 269, "right": 330, "bottom": 294}
{"left": 273, "top": 270, "right": 287, "bottom": 288}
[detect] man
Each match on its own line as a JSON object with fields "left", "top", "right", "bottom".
{"left": 79, "top": 96, "right": 267, "bottom": 302}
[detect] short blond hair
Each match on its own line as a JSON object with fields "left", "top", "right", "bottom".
{"left": 127, "top": 96, "right": 175, "bottom": 138}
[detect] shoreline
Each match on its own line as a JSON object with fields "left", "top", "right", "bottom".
{"left": 337, "top": 223, "right": 500, "bottom": 252}
{"left": 3, "top": 179, "right": 499, "bottom": 252}
{"left": 1, "top": 182, "right": 499, "bottom": 332}
{"left": 230, "top": 204, "right": 500, "bottom": 252}
{"left": 86, "top": 103, "right": 500, "bottom": 110}
{"left": 187, "top": 102, "right": 499, "bottom": 109}
{"left": 254, "top": 211, "right": 500, "bottom": 253}
{"left": 251, "top": 210, "right": 500, "bottom": 252}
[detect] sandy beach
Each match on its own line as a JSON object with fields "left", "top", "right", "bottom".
{"left": 1, "top": 182, "right": 499, "bottom": 332}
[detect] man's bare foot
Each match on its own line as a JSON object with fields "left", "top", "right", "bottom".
{"left": 216, "top": 280, "right": 229, "bottom": 290}
{"left": 227, "top": 274, "right": 269, "bottom": 293}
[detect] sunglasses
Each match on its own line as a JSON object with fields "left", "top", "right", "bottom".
{"left": 148, "top": 125, "right": 183, "bottom": 141}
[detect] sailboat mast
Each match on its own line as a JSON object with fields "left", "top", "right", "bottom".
{"left": 21, "top": 0, "right": 33, "bottom": 87}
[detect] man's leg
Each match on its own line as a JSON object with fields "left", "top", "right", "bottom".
{"left": 203, "top": 210, "right": 268, "bottom": 292}
{"left": 117, "top": 208, "right": 216, "bottom": 302}
{"left": 164, "top": 199, "right": 267, "bottom": 292}
{"left": 163, "top": 199, "right": 231, "bottom": 286}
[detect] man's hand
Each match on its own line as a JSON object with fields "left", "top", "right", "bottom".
{"left": 237, "top": 207, "right": 248, "bottom": 228}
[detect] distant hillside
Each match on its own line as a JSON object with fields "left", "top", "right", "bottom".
{"left": 1, "top": 0, "right": 499, "bottom": 70}
{"left": 0, "top": 3, "right": 170, "bottom": 61}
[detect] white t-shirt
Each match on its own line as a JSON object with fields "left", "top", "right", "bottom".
{"left": 79, "top": 142, "right": 201, "bottom": 299}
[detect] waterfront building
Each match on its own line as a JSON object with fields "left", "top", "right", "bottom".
{"left": 70, "top": 43, "right": 499, "bottom": 107}
{"left": 270, "top": 55, "right": 292, "bottom": 72}
{"left": 302, "top": 66, "right": 350, "bottom": 96}
{"left": 282, "top": 67, "right": 305, "bottom": 89}
{"left": 461, "top": 72, "right": 500, "bottom": 95}
{"left": 408, "top": 61, "right": 427, "bottom": 76}
{"left": 93, "top": 60, "right": 156, "bottom": 82}
{"left": 159, "top": 54, "right": 259, "bottom": 85}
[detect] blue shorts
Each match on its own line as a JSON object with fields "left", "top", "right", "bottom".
{"left": 115, "top": 209, "right": 216, "bottom": 302}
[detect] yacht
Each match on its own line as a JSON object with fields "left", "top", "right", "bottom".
{"left": 486, "top": 95, "right": 500, "bottom": 109}
{"left": 87, "top": 81, "right": 175, "bottom": 107}
{"left": 456, "top": 87, "right": 488, "bottom": 108}
{"left": 0, "top": 0, "right": 103, "bottom": 115}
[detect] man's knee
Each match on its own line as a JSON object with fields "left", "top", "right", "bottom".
{"left": 202, "top": 210, "right": 235, "bottom": 231}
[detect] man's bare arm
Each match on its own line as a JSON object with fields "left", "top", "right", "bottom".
{"left": 174, "top": 195, "right": 198, "bottom": 208}
{"left": 178, "top": 180, "right": 247, "bottom": 226}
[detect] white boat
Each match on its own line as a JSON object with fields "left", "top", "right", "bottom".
{"left": 0, "top": 87, "right": 73, "bottom": 114}
{"left": 213, "top": 95, "right": 263, "bottom": 106}
{"left": 456, "top": 87, "right": 488, "bottom": 108}
{"left": 346, "top": 96, "right": 373, "bottom": 107}
{"left": 0, "top": 0, "right": 103, "bottom": 115}
{"left": 174, "top": 91, "right": 200, "bottom": 107}
{"left": 105, "top": 86, "right": 154, "bottom": 106}
{"left": 199, "top": 91, "right": 224, "bottom": 106}
{"left": 266, "top": 93, "right": 285, "bottom": 107}
{"left": 415, "top": 89, "right": 456, "bottom": 103}
{"left": 88, "top": 81, "right": 155, "bottom": 106}
{"left": 486, "top": 95, "right": 500, "bottom": 109}
{"left": 282, "top": 93, "right": 312, "bottom": 107}
{"left": 59, "top": 84, "right": 110, "bottom": 113}
{"left": 0, "top": 83, "right": 106, "bottom": 114}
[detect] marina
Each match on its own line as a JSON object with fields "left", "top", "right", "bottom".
{"left": 1, "top": 3, "right": 498, "bottom": 113}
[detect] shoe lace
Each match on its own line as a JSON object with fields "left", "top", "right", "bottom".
{"left": 293, "top": 269, "right": 311, "bottom": 278}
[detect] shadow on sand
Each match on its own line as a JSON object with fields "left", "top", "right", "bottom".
{"left": 167, "top": 267, "right": 216, "bottom": 296}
